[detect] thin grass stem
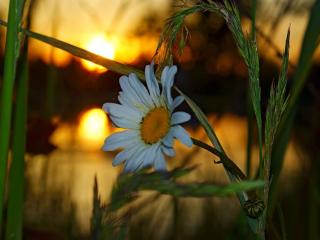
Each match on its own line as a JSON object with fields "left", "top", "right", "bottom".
{"left": 0, "top": 0, "right": 25, "bottom": 231}
{"left": 5, "top": 38, "right": 28, "bottom": 240}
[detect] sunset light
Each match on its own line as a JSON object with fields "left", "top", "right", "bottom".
{"left": 81, "top": 35, "right": 116, "bottom": 72}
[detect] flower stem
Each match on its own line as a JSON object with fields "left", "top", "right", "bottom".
{"left": 191, "top": 137, "right": 247, "bottom": 181}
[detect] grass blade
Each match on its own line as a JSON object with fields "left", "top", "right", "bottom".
{"left": 23, "top": 26, "right": 145, "bottom": 80}
{"left": 113, "top": 170, "right": 264, "bottom": 198}
{"left": 5, "top": 38, "right": 28, "bottom": 240}
{"left": 200, "top": 1, "right": 264, "bottom": 178}
{"left": 159, "top": 1, "right": 265, "bottom": 234}
{"left": 91, "top": 176, "right": 103, "bottom": 240}
{"left": 155, "top": 5, "right": 202, "bottom": 72}
{"left": 0, "top": 19, "right": 144, "bottom": 80}
{"left": 0, "top": 0, "right": 25, "bottom": 231}
{"left": 262, "top": 29, "right": 290, "bottom": 233}
{"left": 269, "top": 0, "right": 320, "bottom": 212}
{"left": 286, "top": 0, "right": 320, "bottom": 113}
{"left": 246, "top": 0, "right": 258, "bottom": 178}
{"left": 141, "top": 180, "right": 264, "bottom": 198}
{"left": 176, "top": 88, "right": 224, "bottom": 153}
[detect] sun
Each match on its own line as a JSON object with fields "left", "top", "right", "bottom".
{"left": 81, "top": 35, "right": 116, "bottom": 72}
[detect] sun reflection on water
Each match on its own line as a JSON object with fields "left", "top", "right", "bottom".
{"left": 39, "top": 113, "right": 303, "bottom": 235}
{"left": 77, "top": 108, "right": 110, "bottom": 150}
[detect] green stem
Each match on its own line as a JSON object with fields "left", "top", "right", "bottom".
{"left": 5, "top": 39, "right": 28, "bottom": 240}
{"left": 191, "top": 138, "right": 247, "bottom": 181}
{"left": 246, "top": 95, "right": 254, "bottom": 178}
{"left": 246, "top": 0, "right": 257, "bottom": 179}
{"left": 0, "top": 0, "right": 24, "bottom": 231}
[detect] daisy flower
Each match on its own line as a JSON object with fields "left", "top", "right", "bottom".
{"left": 102, "top": 63, "right": 192, "bottom": 172}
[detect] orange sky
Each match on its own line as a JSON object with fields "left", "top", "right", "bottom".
{"left": 1, "top": 0, "right": 170, "bottom": 68}
{"left": 0, "top": 0, "right": 319, "bottom": 69}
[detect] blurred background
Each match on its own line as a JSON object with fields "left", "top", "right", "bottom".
{"left": 0, "top": 0, "right": 319, "bottom": 239}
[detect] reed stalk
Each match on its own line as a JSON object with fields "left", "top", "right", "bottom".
{"left": 5, "top": 39, "right": 28, "bottom": 240}
{"left": 0, "top": 0, "right": 25, "bottom": 231}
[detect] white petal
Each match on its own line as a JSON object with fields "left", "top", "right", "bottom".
{"left": 109, "top": 115, "right": 140, "bottom": 129}
{"left": 145, "top": 63, "right": 160, "bottom": 106}
{"left": 119, "top": 76, "right": 139, "bottom": 102}
{"left": 141, "top": 144, "right": 159, "bottom": 168}
{"left": 118, "top": 92, "right": 149, "bottom": 114}
{"left": 103, "top": 103, "right": 142, "bottom": 122}
{"left": 171, "top": 125, "right": 193, "bottom": 147}
{"left": 171, "top": 112, "right": 191, "bottom": 125}
{"left": 160, "top": 66, "right": 169, "bottom": 87}
{"left": 102, "top": 130, "right": 139, "bottom": 151}
{"left": 128, "top": 73, "right": 154, "bottom": 108}
{"left": 170, "top": 96, "right": 184, "bottom": 112}
{"left": 161, "top": 145, "right": 175, "bottom": 157}
{"left": 124, "top": 146, "right": 147, "bottom": 173}
{"left": 154, "top": 150, "right": 167, "bottom": 172}
{"left": 118, "top": 91, "right": 134, "bottom": 108}
{"left": 112, "top": 151, "right": 126, "bottom": 166}
{"left": 120, "top": 75, "right": 151, "bottom": 108}
{"left": 162, "top": 130, "right": 174, "bottom": 148}
{"left": 113, "top": 144, "right": 141, "bottom": 166}
{"left": 162, "top": 65, "right": 177, "bottom": 106}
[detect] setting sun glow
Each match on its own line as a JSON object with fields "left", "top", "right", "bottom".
{"left": 81, "top": 35, "right": 116, "bottom": 72}
{"left": 77, "top": 108, "right": 109, "bottom": 149}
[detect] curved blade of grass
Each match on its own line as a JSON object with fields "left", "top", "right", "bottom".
{"left": 175, "top": 88, "right": 224, "bottom": 153}
{"left": 0, "top": 19, "right": 145, "bottom": 80}
{"left": 0, "top": 0, "right": 25, "bottom": 231}
{"left": 175, "top": 88, "right": 261, "bottom": 233}
{"left": 24, "top": 24, "right": 145, "bottom": 80}
{"left": 159, "top": 1, "right": 264, "bottom": 233}
{"left": 199, "top": 1, "right": 263, "bottom": 179}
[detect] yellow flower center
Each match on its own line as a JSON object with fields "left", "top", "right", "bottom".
{"left": 140, "top": 107, "right": 170, "bottom": 144}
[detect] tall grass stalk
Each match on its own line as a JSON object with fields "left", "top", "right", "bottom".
{"left": 246, "top": 0, "right": 257, "bottom": 178}
{"left": 158, "top": 2, "right": 266, "bottom": 235}
{"left": 261, "top": 29, "right": 290, "bottom": 235}
{"left": 5, "top": 38, "right": 28, "bottom": 240}
{"left": 0, "top": 0, "right": 25, "bottom": 231}
{"left": 269, "top": 0, "right": 320, "bottom": 212}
